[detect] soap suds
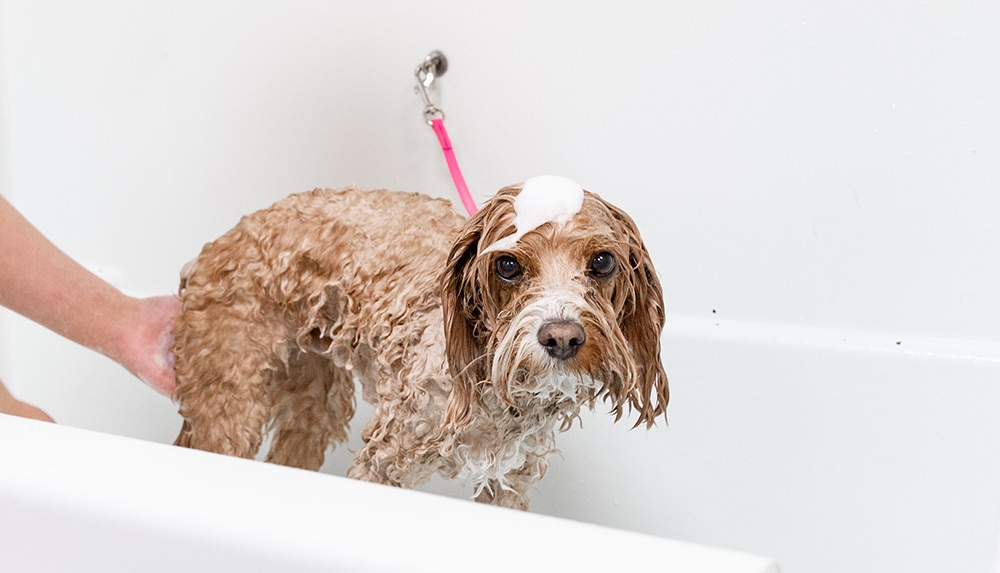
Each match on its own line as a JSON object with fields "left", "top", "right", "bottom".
{"left": 481, "top": 175, "right": 584, "bottom": 254}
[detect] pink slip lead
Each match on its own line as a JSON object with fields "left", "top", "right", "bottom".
{"left": 415, "top": 51, "right": 478, "bottom": 217}
{"left": 431, "top": 118, "right": 478, "bottom": 217}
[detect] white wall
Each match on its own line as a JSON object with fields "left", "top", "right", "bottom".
{"left": 2, "top": 2, "right": 999, "bottom": 572}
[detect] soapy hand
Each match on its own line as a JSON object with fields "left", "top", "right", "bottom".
{"left": 0, "top": 295, "right": 180, "bottom": 422}
{"left": 114, "top": 295, "right": 181, "bottom": 398}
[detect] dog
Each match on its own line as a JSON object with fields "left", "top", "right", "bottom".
{"left": 172, "top": 176, "right": 667, "bottom": 509}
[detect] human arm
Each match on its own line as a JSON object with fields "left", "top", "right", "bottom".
{"left": 0, "top": 195, "right": 179, "bottom": 411}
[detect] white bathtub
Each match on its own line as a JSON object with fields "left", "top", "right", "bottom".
{"left": 0, "top": 414, "right": 778, "bottom": 573}
{"left": 4, "top": 312, "right": 1000, "bottom": 572}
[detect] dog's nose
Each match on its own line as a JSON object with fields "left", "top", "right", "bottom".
{"left": 537, "top": 320, "right": 586, "bottom": 360}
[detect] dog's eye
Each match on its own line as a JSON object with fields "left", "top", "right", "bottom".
{"left": 589, "top": 252, "right": 617, "bottom": 278}
{"left": 494, "top": 255, "right": 523, "bottom": 283}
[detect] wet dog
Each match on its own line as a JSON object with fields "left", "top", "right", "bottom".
{"left": 172, "top": 177, "right": 667, "bottom": 509}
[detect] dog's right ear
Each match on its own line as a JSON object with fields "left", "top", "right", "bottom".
{"left": 440, "top": 221, "right": 482, "bottom": 429}
{"left": 440, "top": 186, "right": 519, "bottom": 427}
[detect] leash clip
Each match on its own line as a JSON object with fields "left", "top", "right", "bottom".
{"left": 414, "top": 50, "right": 448, "bottom": 125}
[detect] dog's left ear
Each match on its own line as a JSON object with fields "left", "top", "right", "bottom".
{"left": 601, "top": 197, "right": 669, "bottom": 428}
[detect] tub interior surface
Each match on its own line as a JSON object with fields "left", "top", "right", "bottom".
{"left": 533, "top": 319, "right": 1000, "bottom": 573}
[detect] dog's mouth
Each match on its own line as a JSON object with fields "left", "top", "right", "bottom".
{"left": 506, "top": 368, "right": 601, "bottom": 404}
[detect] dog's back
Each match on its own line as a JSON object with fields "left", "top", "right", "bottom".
{"left": 178, "top": 188, "right": 463, "bottom": 307}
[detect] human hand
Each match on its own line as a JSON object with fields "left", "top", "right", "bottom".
{"left": 0, "top": 295, "right": 180, "bottom": 417}
{"left": 115, "top": 295, "right": 182, "bottom": 398}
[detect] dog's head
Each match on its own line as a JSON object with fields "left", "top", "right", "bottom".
{"left": 442, "top": 178, "right": 668, "bottom": 429}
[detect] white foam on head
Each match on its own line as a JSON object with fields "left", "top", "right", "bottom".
{"left": 481, "top": 175, "right": 584, "bottom": 254}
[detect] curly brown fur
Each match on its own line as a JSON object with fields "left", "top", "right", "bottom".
{"left": 172, "top": 185, "right": 667, "bottom": 509}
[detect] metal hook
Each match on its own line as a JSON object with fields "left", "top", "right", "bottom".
{"left": 414, "top": 51, "right": 448, "bottom": 125}
{"left": 416, "top": 50, "right": 448, "bottom": 87}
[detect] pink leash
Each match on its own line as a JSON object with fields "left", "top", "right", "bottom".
{"left": 415, "top": 51, "right": 479, "bottom": 217}
{"left": 430, "top": 118, "right": 478, "bottom": 216}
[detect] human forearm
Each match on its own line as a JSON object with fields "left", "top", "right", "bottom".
{"left": 0, "top": 195, "right": 128, "bottom": 355}
{"left": 0, "top": 196, "right": 179, "bottom": 396}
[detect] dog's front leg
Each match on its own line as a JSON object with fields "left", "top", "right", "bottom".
{"left": 346, "top": 399, "right": 443, "bottom": 489}
{"left": 347, "top": 440, "right": 440, "bottom": 489}
{"left": 474, "top": 481, "right": 531, "bottom": 511}
{"left": 346, "top": 444, "right": 397, "bottom": 485}
{"left": 472, "top": 449, "right": 549, "bottom": 511}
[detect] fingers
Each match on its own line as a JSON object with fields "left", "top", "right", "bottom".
{"left": 0, "top": 379, "right": 55, "bottom": 422}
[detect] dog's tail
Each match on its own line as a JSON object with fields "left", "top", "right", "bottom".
{"left": 177, "top": 258, "right": 198, "bottom": 295}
